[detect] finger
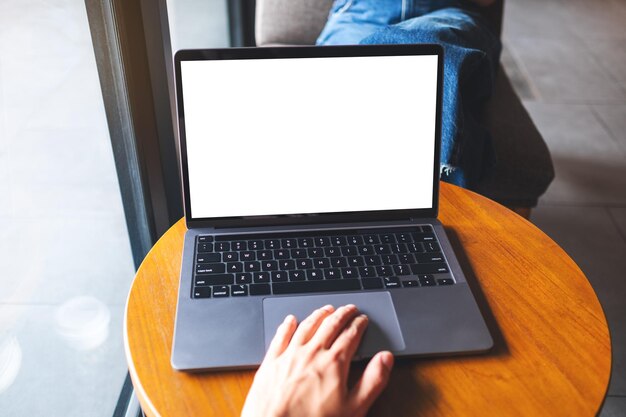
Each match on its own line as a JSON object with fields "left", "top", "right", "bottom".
{"left": 290, "top": 305, "right": 335, "bottom": 345}
{"left": 311, "top": 304, "right": 359, "bottom": 349}
{"left": 349, "top": 351, "right": 394, "bottom": 417}
{"left": 264, "top": 314, "right": 297, "bottom": 360}
{"left": 331, "top": 314, "right": 368, "bottom": 358}
{"left": 330, "top": 314, "right": 369, "bottom": 376}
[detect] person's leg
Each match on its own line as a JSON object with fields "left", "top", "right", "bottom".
{"left": 316, "top": 0, "right": 402, "bottom": 45}
{"left": 360, "top": 7, "right": 501, "bottom": 188}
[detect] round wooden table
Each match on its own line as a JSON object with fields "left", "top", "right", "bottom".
{"left": 124, "top": 183, "right": 611, "bottom": 417}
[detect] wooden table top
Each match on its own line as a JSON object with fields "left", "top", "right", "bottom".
{"left": 125, "top": 183, "right": 611, "bottom": 417}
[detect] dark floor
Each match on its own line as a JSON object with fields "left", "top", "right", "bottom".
{"left": 501, "top": 0, "right": 626, "bottom": 414}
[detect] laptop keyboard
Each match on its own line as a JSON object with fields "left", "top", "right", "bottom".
{"left": 192, "top": 226, "right": 455, "bottom": 299}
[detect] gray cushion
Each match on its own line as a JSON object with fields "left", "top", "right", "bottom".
{"left": 254, "top": 0, "right": 554, "bottom": 207}
{"left": 256, "top": 0, "right": 334, "bottom": 46}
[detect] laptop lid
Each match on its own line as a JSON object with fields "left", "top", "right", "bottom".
{"left": 174, "top": 45, "right": 443, "bottom": 229}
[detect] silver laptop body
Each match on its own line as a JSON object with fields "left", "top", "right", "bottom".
{"left": 171, "top": 45, "right": 493, "bottom": 371}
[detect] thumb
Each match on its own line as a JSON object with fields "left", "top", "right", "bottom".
{"left": 349, "top": 351, "right": 394, "bottom": 417}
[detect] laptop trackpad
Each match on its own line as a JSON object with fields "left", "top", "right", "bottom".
{"left": 263, "top": 292, "right": 406, "bottom": 359}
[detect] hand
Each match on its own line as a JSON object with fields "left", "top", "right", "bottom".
{"left": 241, "top": 304, "right": 394, "bottom": 417}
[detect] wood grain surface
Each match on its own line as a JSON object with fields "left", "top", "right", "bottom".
{"left": 124, "top": 182, "right": 611, "bottom": 417}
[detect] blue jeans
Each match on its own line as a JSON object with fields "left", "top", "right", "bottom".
{"left": 316, "top": 0, "right": 501, "bottom": 188}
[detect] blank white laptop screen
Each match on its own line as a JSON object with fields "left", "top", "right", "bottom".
{"left": 180, "top": 55, "right": 438, "bottom": 219}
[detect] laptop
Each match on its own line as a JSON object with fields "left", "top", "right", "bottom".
{"left": 171, "top": 45, "right": 493, "bottom": 371}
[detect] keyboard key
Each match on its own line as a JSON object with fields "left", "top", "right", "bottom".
{"left": 341, "top": 267, "right": 359, "bottom": 278}
{"left": 376, "top": 266, "right": 393, "bottom": 276}
{"left": 271, "top": 271, "right": 288, "bottom": 282}
{"left": 250, "top": 283, "right": 271, "bottom": 295}
{"left": 212, "top": 285, "right": 229, "bottom": 297}
{"left": 364, "top": 255, "right": 382, "bottom": 266}
{"left": 231, "top": 284, "right": 248, "bottom": 296}
{"left": 359, "top": 267, "right": 375, "bottom": 277}
{"left": 289, "top": 270, "right": 306, "bottom": 281}
{"left": 422, "top": 225, "right": 434, "bottom": 233}
{"left": 381, "top": 254, "right": 398, "bottom": 265}
{"left": 307, "top": 248, "right": 325, "bottom": 258}
{"left": 254, "top": 272, "right": 270, "bottom": 283}
{"left": 282, "top": 238, "right": 297, "bottom": 248}
{"left": 194, "top": 277, "right": 208, "bottom": 286}
{"left": 235, "top": 273, "right": 252, "bottom": 284}
{"left": 196, "top": 263, "right": 226, "bottom": 274}
{"left": 272, "top": 279, "right": 361, "bottom": 295}
{"left": 296, "top": 259, "right": 313, "bottom": 269}
{"left": 274, "top": 249, "right": 290, "bottom": 259}
{"left": 332, "top": 236, "right": 348, "bottom": 246}
{"left": 299, "top": 238, "right": 314, "bottom": 248}
{"left": 197, "top": 243, "right": 214, "bottom": 253}
{"left": 315, "top": 237, "right": 330, "bottom": 247}
{"left": 383, "top": 276, "right": 401, "bottom": 288}
{"left": 215, "top": 242, "right": 230, "bottom": 252}
{"left": 425, "top": 242, "right": 440, "bottom": 252}
{"left": 248, "top": 240, "right": 264, "bottom": 250}
{"left": 307, "top": 269, "right": 324, "bottom": 280}
{"left": 324, "top": 268, "right": 341, "bottom": 279}
{"left": 408, "top": 243, "right": 424, "bottom": 253}
{"left": 265, "top": 239, "right": 280, "bottom": 249}
{"left": 402, "top": 280, "right": 419, "bottom": 287}
{"left": 418, "top": 275, "right": 436, "bottom": 286}
{"left": 374, "top": 244, "right": 391, "bottom": 255}
{"left": 241, "top": 251, "right": 255, "bottom": 261}
{"left": 262, "top": 261, "right": 278, "bottom": 271}
{"left": 232, "top": 241, "right": 247, "bottom": 251}
{"left": 347, "top": 235, "right": 363, "bottom": 245}
{"left": 413, "top": 234, "right": 435, "bottom": 242}
{"left": 358, "top": 245, "right": 374, "bottom": 255}
{"left": 280, "top": 260, "right": 296, "bottom": 270}
{"left": 193, "top": 287, "right": 211, "bottom": 298}
{"left": 398, "top": 254, "right": 415, "bottom": 264}
{"left": 363, "top": 235, "right": 379, "bottom": 244}
{"left": 341, "top": 246, "right": 357, "bottom": 256}
{"left": 410, "top": 263, "right": 449, "bottom": 274}
{"left": 396, "top": 233, "right": 413, "bottom": 243}
{"left": 347, "top": 256, "right": 365, "bottom": 267}
{"left": 437, "top": 278, "right": 454, "bottom": 285}
{"left": 257, "top": 250, "right": 273, "bottom": 260}
{"left": 330, "top": 257, "right": 347, "bottom": 267}
{"left": 223, "top": 252, "right": 238, "bottom": 262}
{"left": 196, "top": 253, "right": 220, "bottom": 263}
{"left": 415, "top": 253, "right": 445, "bottom": 263}
{"left": 291, "top": 249, "right": 307, "bottom": 258}
{"left": 324, "top": 247, "right": 341, "bottom": 257}
{"left": 195, "top": 274, "right": 234, "bottom": 286}
{"left": 313, "top": 258, "right": 331, "bottom": 268}
{"left": 391, "top": 244, "right": 408, "bottom": 254}
{"left": 197, "top": 235, "right": 214, "bottom": 243}
{"left": 362, "top": 278, "right": 383, "bottom": 289}
{"left": 244, "top": 261, "right": 261, "bottom": 272}
{"left": 380, "top": 234, "right": 396, "bottom": 244}
{"left": 227, "top": 262, "right": 243, "bottom": 273}
{"left": 393, "top": 264, "right": 411, "bottom": 276}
